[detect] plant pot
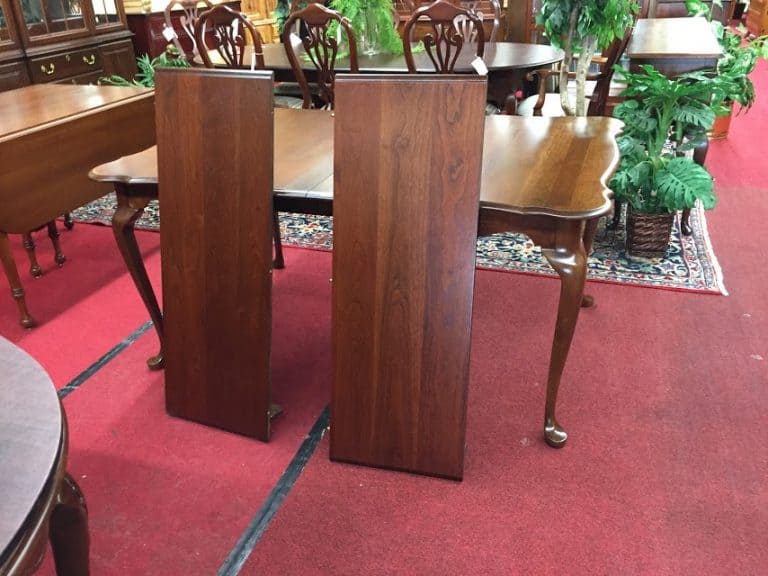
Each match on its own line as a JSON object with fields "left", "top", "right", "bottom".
{"left": 626, "top": 207, "right": 675, "bottom": 259}
{"left": 709, "top": 103, "right": 734, "bottom": 140}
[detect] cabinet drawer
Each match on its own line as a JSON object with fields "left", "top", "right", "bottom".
{"left": 52, "top": 70, "right": 104, "bottom": 86}
{"left": 0, "top": 61, "right": 31, "bottom": 93}
{"left": 29, "top": 48, "right": 103, "bottom": 84}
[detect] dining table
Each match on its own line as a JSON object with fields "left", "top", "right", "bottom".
{"left": 0, "top": 336, "right": 89, "bottom": 574}
{"left": 90, "top": 106, "right": 622, "bottom": 451}
{"left": 204, "top": 41, "right": 564, "bottom": 108}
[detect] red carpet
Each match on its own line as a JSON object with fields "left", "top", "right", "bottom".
{"left": 2, "top": 61, "right": 765, "bottom": 576}
{"left": 237, "top": 62, "right": 768, "bottom": 575}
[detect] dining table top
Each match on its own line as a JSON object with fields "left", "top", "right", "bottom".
{"left": 0, "top": 336, "right": 63, "bottom": 564}
{"left": 627, "top": 17, "right": 723, "bottom": 60}
{"left": 204, "top": 41, "right": 564, "bottom": 74}
{"left": 90, "top": 108, "right": 623, "bottom": 220}
{"left": 0, "top": 84, "right": 153, "bottom": 143}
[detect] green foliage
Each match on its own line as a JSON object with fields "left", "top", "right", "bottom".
{"left": 536, "top": 0, "right": 637, "bottom": 53}
{"left": 99, "top": 46, "right": 190, "bottom": 88}
{"left": 535, "top": 0, "right": 637, "bottom": 115}
{"left": 609, "top": 66, "right": 719, "bottom": 213}
{"left": 685, "top": 0, "right": 768, "bottom": 112}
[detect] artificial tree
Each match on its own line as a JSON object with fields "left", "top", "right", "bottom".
{"left": 536, "top": 0, "right": 637, "bottom": 116}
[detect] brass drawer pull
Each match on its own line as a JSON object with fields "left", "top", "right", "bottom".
{"left": 40, "top": 63, "right": 55, "bottom": 76}
{"left": 82, "top": 54, "right": 96, "bottom": 66}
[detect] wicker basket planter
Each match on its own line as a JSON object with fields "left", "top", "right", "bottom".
{"left": 626, "top": 206, "right": 675, "bottom": 259}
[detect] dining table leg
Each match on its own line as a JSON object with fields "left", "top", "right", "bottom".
{"left": 0, "top": 231, "right": 36, "bottom": 328}
{"left": 112, "top": 184, "right": 165, "bottom": 370}
{"left": 49, "top": 473, "right": 90, "bottom": 575}
{"left": 539, "top": 218, "right": 589, "bottom": 448}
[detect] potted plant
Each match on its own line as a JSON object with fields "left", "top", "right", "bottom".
{"left": 100, "top": 46, "right": 190, "bottom": 87}
{"left": 609, "top": 65, "right": 720, "bottom": 257}
{"left": 535, "top": 0, "right": 637, "bottom": 116}
{"left": 687, "top": 0, "right": 768, "bottom": 138}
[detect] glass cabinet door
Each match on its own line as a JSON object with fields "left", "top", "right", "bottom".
{"left": 19, "top": 0, "right": 87, "bottom": 37}
{"left": 0, "top": 3, "right": 10, "bottom": 43}
{"left": 90, "top": 0, "right": 124, "bottom": 29}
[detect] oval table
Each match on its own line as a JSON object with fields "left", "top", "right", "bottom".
{"left": 208, "top": 42, "right": 564, "bottom": 108}
{"left": 0, "top": 337, "right": 89, "bottom": 575}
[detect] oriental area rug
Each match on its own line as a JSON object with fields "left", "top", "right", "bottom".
{"left": 69, "top": 194, "right": 727, "bottom": 295}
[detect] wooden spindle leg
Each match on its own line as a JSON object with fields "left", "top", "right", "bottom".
{"left": 1, "top": 232, "right": 36, "bottom": 328}
{"left": 63, "top": 213, "right": 75, "bottom": 230}
{"left": 47, "top": 221, "right": 66, "bottom": 266}
{"left": 273, "top": 210, "right": 285, "bottom": 270}
{"left": 22, "top": 231, "right": 43, "bottom": 278}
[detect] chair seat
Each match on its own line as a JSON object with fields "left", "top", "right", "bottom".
{"left": 516, "top": 80, "right": 597, "bottom": 117}
{"left": 274, "top": 94, "right": 305, "bottom": 109}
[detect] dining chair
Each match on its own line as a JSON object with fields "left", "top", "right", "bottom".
{"left": 194, "top": 4, "right": 291, "bottom": 268}
{"left": 403, "top": 0, "right": 501, "bottom": 43}
{"left": 281, "top": 3, "right": 359, "bottom": 109}
{"left": 163, "top": 0, "right": 214, "bottom": 63}
{"left": 515, "top": 24, "right": 634, "bottom": 117}
{"left": 402, "top": 0, "right": 485, "bottom": 73}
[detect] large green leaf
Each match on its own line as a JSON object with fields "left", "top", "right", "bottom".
{"left": 654, "top": 158, "right": 716, "bottom": 211}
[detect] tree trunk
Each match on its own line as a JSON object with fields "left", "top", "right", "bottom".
{"left": 575, "top": 36, "right": 597, "bottom": 117}
{"left": 559, "top": 7, "right": 579, "bottom": 116}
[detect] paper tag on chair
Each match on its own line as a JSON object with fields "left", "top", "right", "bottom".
{"left": 471, "top": 57, "right": 488, "bottom": 76}
{"left": 162, "top": 26, "right": 178, "bottom": 42}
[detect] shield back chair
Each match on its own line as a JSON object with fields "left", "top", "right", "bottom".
{"left": 163, "top": 0, "right": 214, "bottom": 63}
{"left": 515, "top": 23, "right": 634, "bottom": 117}
{"left": 403, "top": 0, "right": 500, "bottom": 42}
{"left": 194, "top": 4, "right": 292, "bottom": 268}
{"left": 281, "top": 3, "right": 359, "bottom": 110}
{"left": 402, "top": 0, "right": 485, "bottom": 74}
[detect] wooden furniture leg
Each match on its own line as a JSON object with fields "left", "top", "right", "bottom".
{"left": 537, "top": 219, "right": 589, "bottom": 448}
{"left": 580, "top": 217, "right": 599, "bottom": 309}
{"left": 0, "top": 231, "right": 35, "bottom": 328}
{"left": 112, "top": 184, "right": 165, "bottom": 370}
{"left": 680, "top": 137, "right": 710, "bottom": 236}
{"left": 49, "top": 473, "right": 90, "bottom": 576}
{"left": 63, "top": 213, "right": 74, "bottom": 230}
{"left": 22, "top": 232, "right": 43, "bottom": 277}
{"left": 47, "top": 221, "right": 67, "bottom": 267}
{"left": 273, "top": 211, "right": 285, "bottom": 269}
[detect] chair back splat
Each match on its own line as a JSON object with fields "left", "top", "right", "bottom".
{"left": 331, "top": 74, "right": 487, "bottom": 480}
{"left": 163, "top": 0, "right": 214, "bottom": 62}
{"left": 282, "top": 4, "right": 358, "bottom": 109}
{"left": 194, "top": 4, "right": 264, "bottom": 69}
{"left": 403, "top": 0, "right": 485, "bottom": 73}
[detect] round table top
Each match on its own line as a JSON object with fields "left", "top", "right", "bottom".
{"left": 0, "top": 337, "right": 62, "bottom": 564}
{"left": 206, "top": 41, "right": 564, "bottom": 74}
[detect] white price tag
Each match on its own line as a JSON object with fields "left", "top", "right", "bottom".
{"left": 162, "top": 26, "right": 178, "bottom": 42}
{"left": 471, "top": 56, "right": 488, "bottom": 76}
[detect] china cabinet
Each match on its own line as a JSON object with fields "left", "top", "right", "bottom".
{"left": 0, "top": 0, "right": 137, "bottom": 92}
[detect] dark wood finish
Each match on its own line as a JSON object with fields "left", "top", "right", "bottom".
{"left": 90, "top": 109, "right": 622, "bottom": 458}
{"left": 0, "top": 335, "right": 89, "bottom": 575}
{"left": 202, "top": 40, "right": 562, "bottom": 107}
{"left": 649, "top": 0, "right": 734, "bottom": 22}
{"left": 331, "top": 75, "right": 486, "bottom": 480}
{"left": 126, "top": 1, "right": 240, "bottom": 59}
{"left": 282, "top": 3, "right": 358, "bottom": 109}
{"left": 195, "top": 4, "right": 261, "bottom": 68}
{"left": 627, "top": 17, "right": 721, "bottom": 77}
{"left": 155, "top": 67, "right": 275, "bottom": 440}
{"left": 0, "top": 0, "right": 136, "bottom": 92}
{"left": 398, "top": 0, "right": 502, "bottom": 43}
{"left": 403, "top": 0, "right": 484, "bottom": 73}
{"left": 22, "top": 221, "right": 66, "bottom": 278}
{"left": 165, "top": 0, "right": 213, "bottom": 61}
{"left": 0, "top": 84, "right": 155, "bottom": 327}
{"left": 194, "top": 5, "right": 286, "bottom": 268}
{"left": 626, "top": 17, "right": 721, "bottom": 235}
